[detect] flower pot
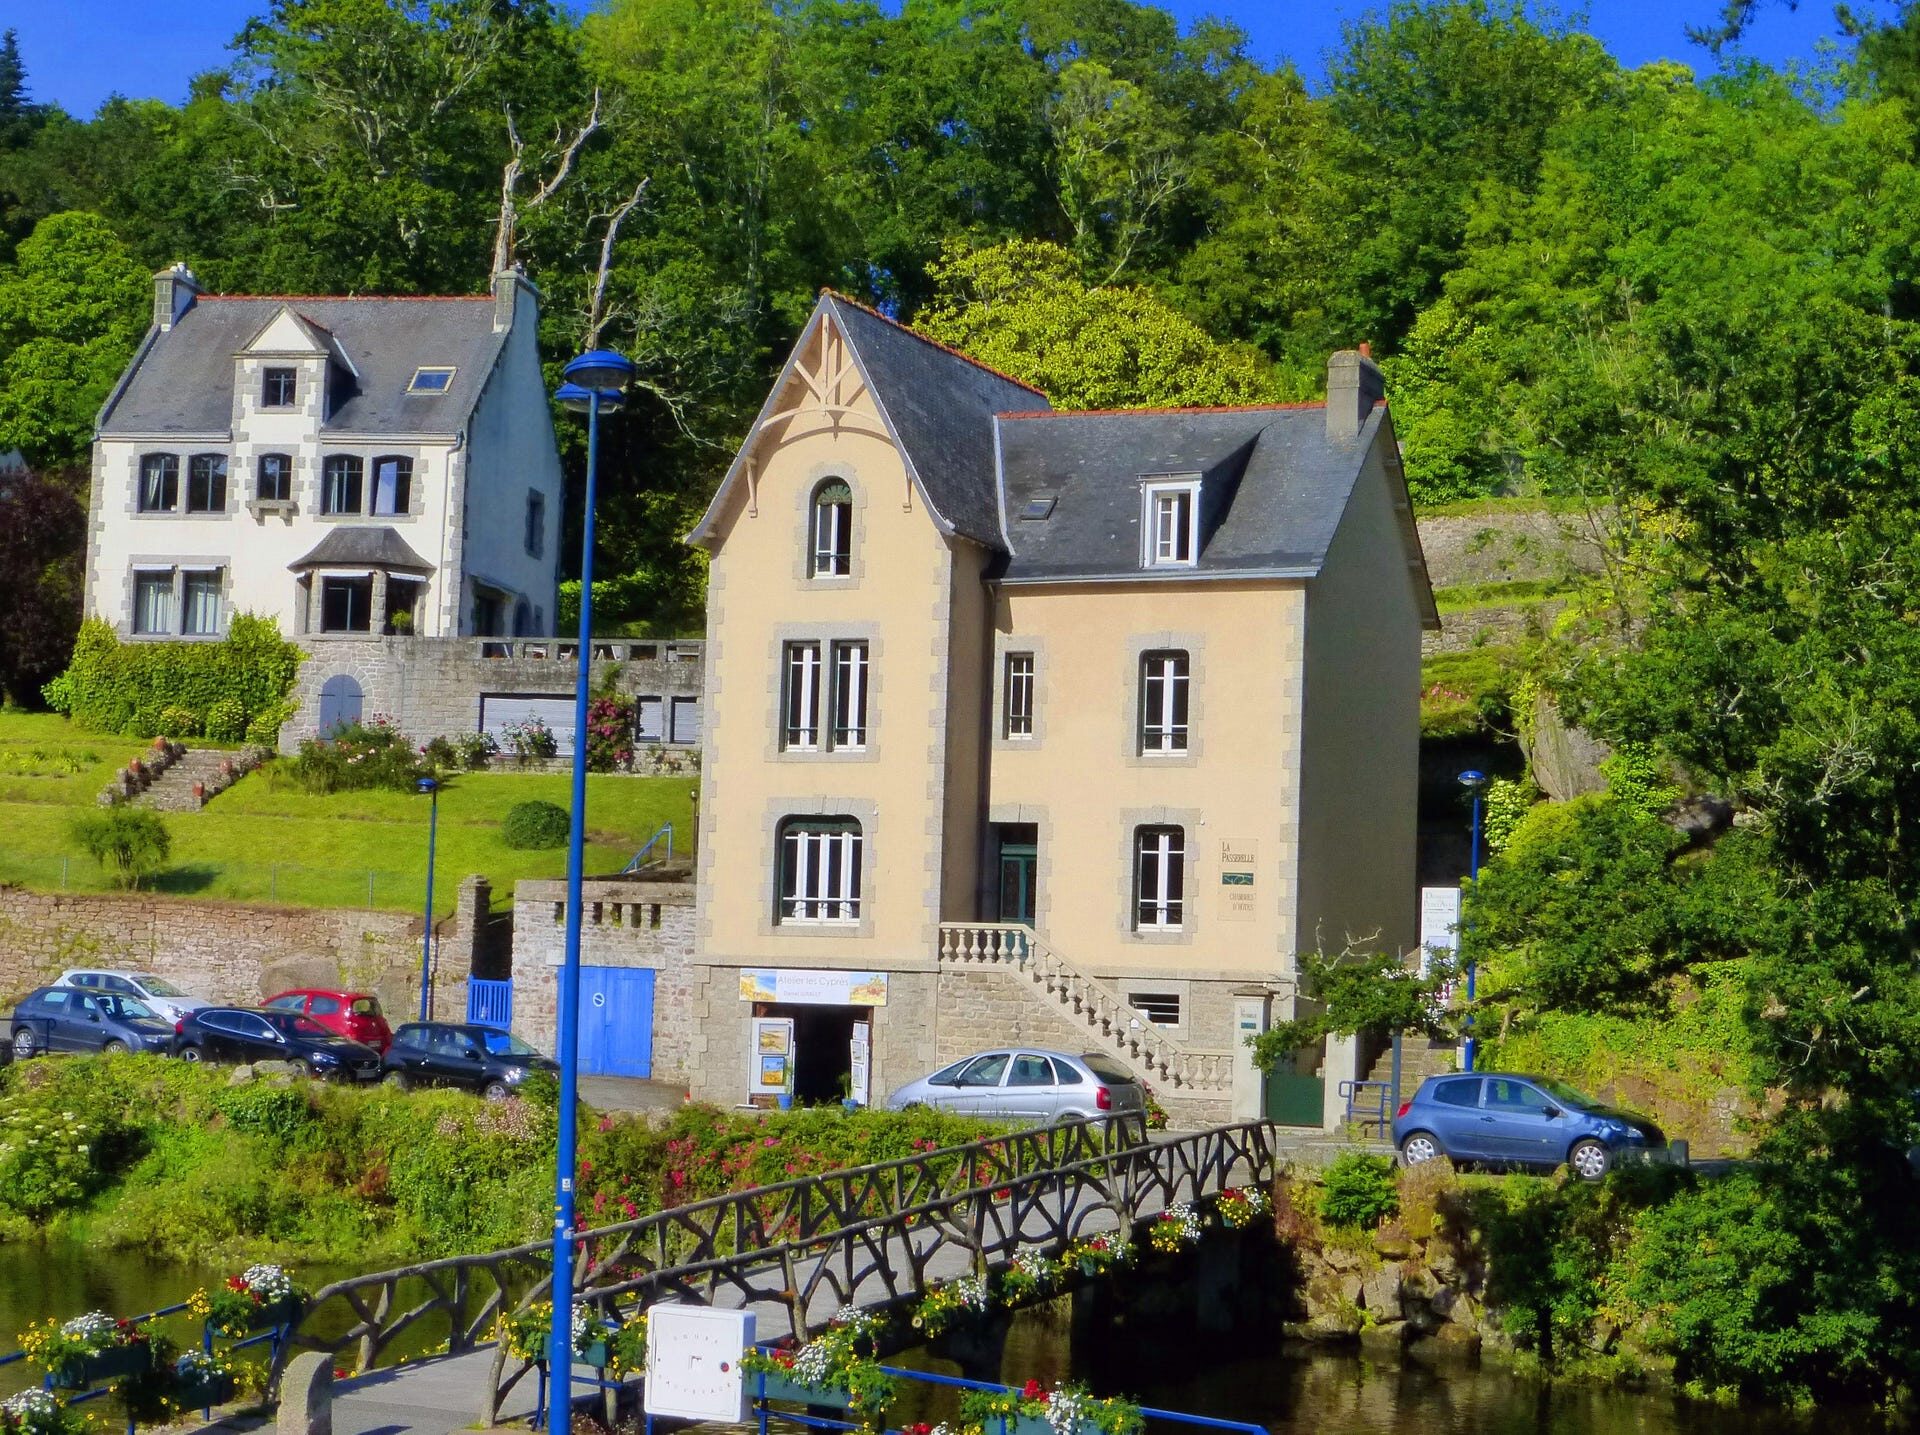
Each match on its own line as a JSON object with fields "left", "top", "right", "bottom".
{"left": 578, "top": 1340, "right": 610, "bottom": 1369}
{"left": 174, "top": 1370, "right": 238, "bottom": 1407}
{"left": 753, "top": 1372, "right": 857, "bottom": 1409}
{"left": 51, "top": 1344, "right": 152, "bottom": 1389}
{"left": 193, "top": 782, "right": 206, "bottom": 802}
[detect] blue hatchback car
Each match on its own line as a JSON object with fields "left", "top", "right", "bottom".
{"left": 1391, "top": 1072, "right": 1664, "bottom": 1180}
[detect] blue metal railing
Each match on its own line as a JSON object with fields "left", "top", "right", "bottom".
{"left": 468, "top": 976, "right": 514, "bottom": 1029}
{"left": 1340, "top": 1078, "right": 1393, "bottom": 1133}
{"left": 620, "top": 824, "right": 673, "bottom": 873}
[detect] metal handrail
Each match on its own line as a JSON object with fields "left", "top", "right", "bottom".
{"left": 872, "top": 1366, "right": 1270, "bottom": 1435}
{"left": 1339, "top": 1079, "right": 1393, "bottom": 1131}
{"left": 621, "top": 823, "right": 674, "bottom": 873}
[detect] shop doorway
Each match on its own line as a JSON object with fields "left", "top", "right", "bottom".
{"left": 760, "top": 1003, "right": 868, "bottom": 1105}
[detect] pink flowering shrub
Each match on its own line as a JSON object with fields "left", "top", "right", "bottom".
{"left": 583, "top": 694, "right": 636, "bottom": 773}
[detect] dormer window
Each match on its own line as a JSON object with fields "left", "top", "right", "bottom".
{"left": 261, "top": 368, "right": 297, "bottom": 408}
{"left": 811, "top": 479, "right": 852, "bottom": 577}
{"left": 408, "top": 367, "right": 455, "bottom": 394}
{"left": 1142, "top": 477, "right": 1200, "bottom": 568}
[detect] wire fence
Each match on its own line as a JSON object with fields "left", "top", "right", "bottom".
{"left": 0, "top": 847, "right": 434, "bottom": 912}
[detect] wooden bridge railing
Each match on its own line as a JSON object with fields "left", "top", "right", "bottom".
{"left": 280, "top": 1116, "right": 1280, "bottom": 1423}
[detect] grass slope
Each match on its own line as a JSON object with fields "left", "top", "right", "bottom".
{"left": 0, "top": 711, "right": 694, "bottom": 912}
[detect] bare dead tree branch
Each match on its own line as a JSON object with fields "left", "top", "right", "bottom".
{"left": 585, "top": 177, "right": 649, "bottom": 349}
{"left": 491, "top": 89, "right": 602, "bottom": 275}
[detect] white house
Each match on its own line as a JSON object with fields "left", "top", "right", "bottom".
{"left": 85, "top": 265, "right": 565, "bottom": 642}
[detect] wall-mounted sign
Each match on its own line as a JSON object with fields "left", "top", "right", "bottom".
{"left": 1218, "top": 838, "right": 1258, "bottom": 922}
{"left": 644, "top": 1305, "right": 755, "bottom": 1422}
{"left": 739, "top": 968, "right": 889, "bottom": 1006}
{"left": 1419, "top": 886, "right": 1463, "bottom": 977}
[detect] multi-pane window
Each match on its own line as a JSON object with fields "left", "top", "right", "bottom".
{"left": 371, "top": 456, "right": 412, "bottom": 516}
{"left": 186, "top": 454, "right": 227, "bottom": 513}
{"left": 1134, "top": 826, "right": 1186, "bottom": 930}
{"left": 525, "top": 491, "right": 545, "bottom": 557}
{"left": 322, "top": 455, "right": 364, "bottom": 515}
{"left": 138, "top": 454, "right": 178, "bottom": 512}
{"left": 783, "top": 641, "right": 822, "bottom": 750}
{"left": 320, "top": 575, "right": 374, "bottom": 633}
{"left": 1003, "top": 652, "right": 1035, "bottom": 739}
{"left": 1143, "top": 480, "right": 1199, "bottom": 567}
{"left": 811, "top": 479, "right": 852, "bottom": 577}
{"left": 1139, "top": 650, "right": 1190, "bottom": 754}
{"left": 132, "top": 571, "right": 174, "bottom": 634}
{"left": 257, "top": 453, "right": 293, "bottom": 502}
{"left": 777, "top": 817, "right": 863, "bottom": 923}
{"left": 182, "top": 570, "right": 223, "bottom": 636}
{"left": 669, "top": 695, "right": 701, "bottom": 745}
{"left": 261, "top": 367, "right": 297, "bottom": 408}
{"left": 830, "top": 641, "right": 868, "bottom": 749}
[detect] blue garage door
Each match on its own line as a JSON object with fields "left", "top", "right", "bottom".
{"left": 578, "top": 965, "right": 654, "bottom": 1078}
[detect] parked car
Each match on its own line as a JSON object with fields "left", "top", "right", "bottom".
{"left": 174, "top": 1006, "right": 382, "bottom": 1080}
{"left": 57, "top": 968, "right": 209, "bottom": 1026}
{"left": 884, "top": 1048, "right": 1147, "bottom": 1122}
{"left": 12, "top": 985, "right": 175, "bottom": 1058}
{"left": 1392, "top": 1073, "right": 1665, "bottom": 1180}
{"left": 383, "top": 1022, "right": 557, "bottom": 1099}
{"left": 263, "top": 988, "right": 393, "bottom": 1054}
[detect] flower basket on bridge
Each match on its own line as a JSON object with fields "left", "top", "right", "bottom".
{"left": 1, "top": 1388, "right": 89, "bottom": 1435}
{"left": 190, "top": 1264, "right": 308, "bottom": 1337}
{"left": 168, "top": 1351, "right": 239, "bottom": 1409}
{"left": 751, "top": 1371, "right": 861, "bottom": 1410}
{"left": 48, "top": 1344, "right": 152, "bottom": 1391}
{"left": 741, "top": 1308, "right": 894, "bottom": 1422}
{"left": 19, "top": 1312, "right": 154, "bottom": 1391}
{"left": 960, "top": 1381, "right": 1143, "bottom": 1435}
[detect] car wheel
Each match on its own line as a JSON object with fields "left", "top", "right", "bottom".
{"left": 1399, "top": 1131, "right": 1444, "bottom": 1167}
{"left": 1569, "top": 1139, "right": 1611, "bottom": 1181}
{"left": 102, "top": 1039, "right": 128, "bottom": 1055}
{"left": 482, "top": 1080, "right": 510, "bottom": 1102}
{"left": 384, "top": 1070, "right": 409, "bottom": 1091}
{"left": 178, "top": 1044, "right": 203, "bottom": 1063}
{"left": 12, "top": 1028, "right": 35, "bottom": 1060}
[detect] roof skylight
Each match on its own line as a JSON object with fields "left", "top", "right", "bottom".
{"left": 407, "top": 367, "right": 455, "bottom": 394}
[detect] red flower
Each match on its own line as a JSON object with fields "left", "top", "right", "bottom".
{"left": 226, "top": 1276, "right": 246, "bottom": 1291}
{"left": 1021, "top": 1380, "right": 1045, "bottom": 1401}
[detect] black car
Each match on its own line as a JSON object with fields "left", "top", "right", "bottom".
{"left": 174, "top": 1006, "right": 381, "bottom": 1080}
{"left": 11, "top": 985, "right": 174, "bottom": 1058}
{"left": 383, "top": 1022, "right": 557, "bottom": 1099}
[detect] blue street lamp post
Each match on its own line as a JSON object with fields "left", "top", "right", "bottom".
{"left": 548, "top": 350, "right": 636, "bottom": 1429}
{"left": 416, "top": 776, "right": 439, "bottom": 1022}
{"left": 1458, "top": 769, "right": 1488, "bottom": 1073}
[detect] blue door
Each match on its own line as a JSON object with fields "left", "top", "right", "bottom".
{"left": 578, "top": 966, "right": 654, "bottom": 1077}
{"left": 1424, "top": 1076, "right": 1491, "bottom": 1159}
{"left": 318, "top": 675, "right": 363, "bottom": 736}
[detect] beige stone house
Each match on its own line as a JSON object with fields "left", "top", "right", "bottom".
{"left": 681, "top": 292, "right": 1436, "bottom": 1125}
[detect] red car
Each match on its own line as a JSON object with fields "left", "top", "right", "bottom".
{"left": 263, "top": 989, "right": 393, "bottom": 1054}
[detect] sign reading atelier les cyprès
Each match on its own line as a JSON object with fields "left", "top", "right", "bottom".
{"left": 643, "top": 1304, "right": 756, "bottom": 1421}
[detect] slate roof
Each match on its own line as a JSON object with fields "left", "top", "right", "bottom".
{"left": 288, "top": 526, "right": 434, "bottom": 572}
{"left": 98, "top": 296, "right": 504, "bottom": 438}
{"left": 993, "top": 404, "right": 1379, "bottom": 582}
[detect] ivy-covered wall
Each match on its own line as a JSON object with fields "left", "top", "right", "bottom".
{"left": 43, "top": 615, "right": 302, "bottom": 741}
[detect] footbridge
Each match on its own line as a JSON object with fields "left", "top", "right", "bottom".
{"left": 282, "top": 1117, "right": 1284, "bottom": 1432}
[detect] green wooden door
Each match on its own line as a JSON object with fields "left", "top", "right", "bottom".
{"left": 1264, "top": 1073, "right": 1325, "bottom": 1127}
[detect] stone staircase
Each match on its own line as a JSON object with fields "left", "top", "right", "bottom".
{"left": 134, "top": 747, "right": 249, "bottom": 811}
{"left": 1363, "top": 1036, "right": 1459, "bottom": 1096}
{"left": 936, "top": 922, "right": 1235, "bottom": 1102}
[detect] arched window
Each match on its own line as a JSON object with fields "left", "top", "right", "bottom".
{"left": 257, "top": 453, "right": 293, "bottom": 503}
{"left": 137, "top": 454, "right": 178, "bottom": 512}
{"left": 810, "top": 479, "right": 852, "bottom": 577}
{"left": 777, "top": 816, "right": 862, "bottom": 923}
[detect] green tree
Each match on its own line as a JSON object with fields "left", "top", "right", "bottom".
{"left": 0, "top": 464, "right": 83, "bottom": 706}
{"left": 70, "top": 807, "right": 172, "bottom": 890}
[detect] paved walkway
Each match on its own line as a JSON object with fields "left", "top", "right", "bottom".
{"left": 579, "top": 1075, "right": 690, "bottom": 1115}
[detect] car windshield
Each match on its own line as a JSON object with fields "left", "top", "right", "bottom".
{"left": 139, "top": 977, "right": 188, "bottom": 998}
{"left": 480, "top": 1031, "right": 540, "bottom": 1057}
{"left": 100, "top": 997, "right": 156, "bottom": 1021}
{"left": 1532, "top": 1077, "right": 1602, "bottom": 1109}
{"left": 263, "top": 1012, "right": 331, "bottom": 1038}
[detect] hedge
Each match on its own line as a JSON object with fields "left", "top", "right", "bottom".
{"left": 44, "top": 616, "right": 303, "bottom": 739}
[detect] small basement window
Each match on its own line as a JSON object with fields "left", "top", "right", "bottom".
{"left": 407, "top": 367, "right": 455, "bottom": 394}
{"left": 1127, "top": 992, "right": 1182, "bottom": 1027}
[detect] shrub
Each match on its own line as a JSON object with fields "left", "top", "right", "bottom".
{"left": 158, "top": 705, "right": 200, "bottom": 738}
{"left": 70, "top": 806, "right": 171, "bottom": 888}
{"left": 503, "top": 800, "right": 571, "bottom": 849}
{"left": 246, "top": 703, "right": 292, "bottom": 747}
{"left": 285, "top": 719, "right": 427, "bottom": 793}
{"left": 422, "top": 735, "right": 460, "bottom": 773}
{"left": 1317, "top": 1151, "right": 1400, "bottom": 1230}
{"left": 204, "top": 697, "right": 248, "bottom": 743}
{"left": 502, "top": 716, "right": 557, "bottom": 762}
{"left": 457, "top": 732, "right": 496, "bottom": 770}
{"left": 45, "top": 615, "right": 303, "bottom": 738}
{"left": 584, "top": 694, "right": 635, "bottom": 772}
{"left": 0, "top": 1100, "right": 123, "bottom": 1218}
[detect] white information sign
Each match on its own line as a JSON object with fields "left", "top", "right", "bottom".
{"left": 643, "top": 1304, "right": 755, "bottom": 1422}
{"left": 739, "top": 968, "right": 889, "bottom": 1006}
{"left": 849, "top": 1020, "right": 871, "bottom": 1107}
{"left": 1419, "top": 886, "right": 1463, "bottom": 977}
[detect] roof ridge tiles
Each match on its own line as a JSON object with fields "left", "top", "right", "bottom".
{"left": 819, "top": 288, "right": 1048, "bottom": 397}
{"left": 198, "top": 293, "right": 490, "bottom": 303}
{"left": 996, "top": 400, "right": 1328, "bottom": 420}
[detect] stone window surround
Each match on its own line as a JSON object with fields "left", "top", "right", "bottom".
{"left": 301, "top": 567, "right": 430, "bottom": 639}
{"left": 130, "top": 450, "right": 235, "bottom": 519}
{"left": 757, "top": 795, "right": 880, "bottom": 939}
{"left": 1116, "top": 977, "right": 1192, "bottom": 1039}
{"left": 1115, "top": 804, "right": 1203, "bottom": 944}
{"left": 765, "top": 621, "right": 883, "bottom": 764}
{"left": 123, "top": 558, "right": 229, "bottom": 641}
{"left": 1124, "top": 631, "right": 1206, "bottom": 767}
{"left": 316, "top": 449, "right": 426, "bottom": 523}
{"left": 990, "top": 633, "right": 1049, "bottom": 751}
{"left": 1140, "top": 473, "right": 1202, "bottom": 569}
{"left": 791, "top": 463, "right": 867, "bottom": 588}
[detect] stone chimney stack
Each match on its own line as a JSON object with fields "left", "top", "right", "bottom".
{"left": 1325, "top": 344, "right": 1386, "bottom": 444}
{"left": 152, "top": 263, "right": 201, "bottom": 332}
{"left": 493, "top": 264, "right": 534, "bottom": 333}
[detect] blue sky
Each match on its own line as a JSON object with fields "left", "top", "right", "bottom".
{"left": 4, "top": 0, "right": 1898, "bottom": 116}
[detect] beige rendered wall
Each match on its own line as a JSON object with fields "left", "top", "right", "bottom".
{"left": 986, "top": 580, "right": 1307, "bottom": 984}
{"left": 1294, "top": 443, "right": 1422, "bottom": 962}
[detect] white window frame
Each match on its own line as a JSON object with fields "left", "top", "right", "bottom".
{"left": 811, "top": 480, "right": 852, "bottom": 577}
{"left": 782, "top": 641, "right": 822, "bottom": 750}
{"left": 1134, "top": 826, "right": 1186, "bottom": 931}
{"left": 830, "top": 640, "right": 869, "bottom": 750}
{"left": 778, "top": 818, "right": 862, "bottom": 923}
{"left": 1139, "top": 650, "right": 1190, "bottom": 754}
{"left": 408, "top": 366, "right": 456, "bottom": 394}
{"left": 1003, "top": 651, "right": 1036, "bottom": 739}
{"left": 1142, "top": 478, "right": 1200, "bottom": 568}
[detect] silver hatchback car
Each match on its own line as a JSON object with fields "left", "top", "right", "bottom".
{"left": 884, "top": 1048, "right": 1147, "bottom": 1123}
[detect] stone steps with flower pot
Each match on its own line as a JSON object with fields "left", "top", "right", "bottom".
{"left": 127, "top": 744, "right": 269, "bottom": 811}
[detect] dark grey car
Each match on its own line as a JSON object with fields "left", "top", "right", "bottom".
{"left": 884, "top": 1048, "right": 1147, "bottom": 1122}
{"left": 11, "top": 986, "right": 175, "bottom": 1058}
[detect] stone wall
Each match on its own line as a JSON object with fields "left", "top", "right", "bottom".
{"left": 0, "top": 876, "right": 495, "bottom": 1022}
{"left": 1414, "top": 506, "right": 1609, "bottom": 590}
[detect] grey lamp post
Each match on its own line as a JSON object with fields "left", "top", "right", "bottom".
{"left": 1457, "top": 769, "right": 1488, "bottom": 1073}
{"left": 416, "top": 776, "right": 439, "bottom": 1022}
{"left": 547, "top": 348, "right": 635, "bottom": 1431}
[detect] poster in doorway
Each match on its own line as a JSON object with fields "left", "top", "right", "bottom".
{"left": 750, "top": 1017, "right": 794, "bottom": 1096}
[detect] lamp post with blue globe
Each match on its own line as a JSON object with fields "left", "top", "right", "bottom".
{"left": 416, "top": 776, "right": 440, "bottom": 1022}
{"left": 547, "top": 348, "right": 636, "bottom": 1429}
{"left": 1457, "top": 769, "right": 1488, "bottom": 1073}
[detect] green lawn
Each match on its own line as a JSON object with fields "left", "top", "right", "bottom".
{"left": 0, "top": 711, "right": 696, "bottom": 914}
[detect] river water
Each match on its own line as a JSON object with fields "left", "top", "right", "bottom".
{"left": 0, "top": 1242, "right": 1888, "bottom": 1433}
